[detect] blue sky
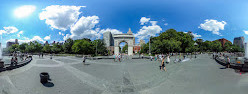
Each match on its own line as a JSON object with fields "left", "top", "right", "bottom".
{"left": 1, "top": 0, "right": 248, "bottom": 48}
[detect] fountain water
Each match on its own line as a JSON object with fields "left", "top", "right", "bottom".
{"left": 0, "top": 43, "right": 4, "bottom": 68}
{"left": 244, "top": 43, "right": 248, "bottom": 64}
{"left": 0, "top": 43, "right": 2, "bottom": 59}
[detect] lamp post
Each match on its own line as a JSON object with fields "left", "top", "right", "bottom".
{"left": 194, "top": 42, "right": 198, "bottom": 58}
{"left": 149, "top": 36, "right": 151, "bottom": 55}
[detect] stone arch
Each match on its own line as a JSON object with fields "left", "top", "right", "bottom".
{"left": 113, "top": 34, "right": 134, "bottom": 56}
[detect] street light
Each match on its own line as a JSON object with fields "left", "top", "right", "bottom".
{"left": 194, "top": 42, "right": 198, "bottom": 58}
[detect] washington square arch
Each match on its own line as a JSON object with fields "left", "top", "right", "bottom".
{"left": 103, "top": 28, "right": 135, "bottom": 55}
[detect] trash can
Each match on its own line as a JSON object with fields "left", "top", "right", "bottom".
{"left": 40, "top": 72, "right": 50, "bottom": 83}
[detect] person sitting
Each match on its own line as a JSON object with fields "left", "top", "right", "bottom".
{"left": 11, "top": 57, "right": 15, "bottom": 66}
{"left": 14, "top": 56, "right": 18, "bottom": 66}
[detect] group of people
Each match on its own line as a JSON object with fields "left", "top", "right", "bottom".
{"left": 10, "top": 53, "right": 29, "bottom": 66}
{"left": 38, "top": 53, "right": 44, "bottom": 58}
{"left": 113, "top": 54, "right": 122, "bottom": 62}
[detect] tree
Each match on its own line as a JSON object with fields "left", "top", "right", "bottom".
{"left": 8, "top": 44, "right": 19, "bottom": 53}
{"left": 33, "top": 41, "right": 43, "bottom": 53}
{"left": 19, "top": 43, "right": 28, "bottom": 53}
{"left": 51, "top": 43, "right": 63, "bottom": 54}
{"left": 72, "top": 39, "right": 94, "bottom": 54}
{"left": 121, "top": 44, "right": 128, "bottom": 53}
{"left": 63, "top": 38, "right": 74, "bottom": 53}
{"left": 211, "top": 40, "right": 222, "bottom": 52}
{"left": 92, "top": 39, "right": 108, "bottom": 55}
{"left": 42, "top": 44, "right": 51, "bottom": 53}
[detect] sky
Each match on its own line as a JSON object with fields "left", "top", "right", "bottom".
{"left": 1, "top": 0, "right": 248, "bottom": 48}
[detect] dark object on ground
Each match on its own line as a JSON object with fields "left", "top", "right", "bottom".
{"left": 0, "top": 60, "right": 4, "bottom": 68}
{"left": 40, "top": 72, "right": 51, "bottom": 84}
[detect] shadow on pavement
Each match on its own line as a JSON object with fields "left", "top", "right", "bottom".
{"left": 83, "top": 64, "right": 90, "bottom": 66}
{"left": 42, "top": 82, "right": 54, "bottom": 87}
{"left": 219, "top": 67, "right": 226, "bottom": 69}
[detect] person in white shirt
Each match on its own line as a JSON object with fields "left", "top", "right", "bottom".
{"left": 166, "top": 55, "right": 170, "bottom": 64}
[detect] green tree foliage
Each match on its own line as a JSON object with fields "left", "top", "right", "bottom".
{"left": 42, "top": 44, "right": 51, "bottom": 53}
{"left": 92, "top": 39, "right": 108, "bottom": 55}
{"left": 63, "top": 38, "right": 74, "bottom": 53}
{"left": 8, "top": 44, "right": 19, "bottom": 53}
{"left": 51, "top": 43, "right": 63, "bottom": 54}
{"left": 149, "top": 29, "right": 193, "bottom": 54}
{"left": 18, "top": 43, "right": 28, "bottom": 53}
{"left": 121, "top": 44, "right": 128, "bottom": 53}
{"left": 72, "top": 39, "right": 94, "bottom": 54}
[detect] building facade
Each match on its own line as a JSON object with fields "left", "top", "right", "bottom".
{"left": 233, "top": 36, "right": 244, "bottom": 48}
{"left": 6, "top": 39, "right": 19, "bottom": 48}
{"left": 218, "top": 38, "right": 231, "bottom": 47}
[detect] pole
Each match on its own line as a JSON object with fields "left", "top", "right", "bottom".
{"left": 96, "top": 40, "right": 97, "bottom": 55}
{"left": 149, "top": 37, "right": 151, "bottom": 55}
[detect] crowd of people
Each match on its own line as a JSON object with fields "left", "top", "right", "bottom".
{"left": 10, "top": 53, "right": 30, "bottom": 66}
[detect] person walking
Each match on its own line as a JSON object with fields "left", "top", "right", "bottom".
{"left": 113, "top": 54, "right": 116, "bottom": 62}
{"left": 166, "top": 55, "right": 170, "bottom": 64}
{"left": 161, "top": 56, "right": 166, "bottom": 71}
{"left": 118, "top": 54, "right": 121, "bottom": 62}
{"left": 226, "top": 56, "right": 231, "bottom": 68}
{"left": 155, "top": 55, "right": 157, "bottom": 61}
{"left": 150, "top": 55, "right": 153, "bottom": 61}
{"left": 82, "top": 56, "right": 86, "bottom": 65}
{"left": 141, "top": 53, "right": 144, "bottom": 59}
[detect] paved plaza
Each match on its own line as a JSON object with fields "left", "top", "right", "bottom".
{"left": 0, "top": 54, "right": 248, "bottom": 94}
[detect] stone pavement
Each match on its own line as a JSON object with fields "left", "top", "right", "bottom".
{"left": 0, "top": 54, "right": 248, "bottom": 94}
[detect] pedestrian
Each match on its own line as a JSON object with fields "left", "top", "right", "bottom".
{"left": 160, "top": 56, "right": 166, "bottom": 71}
{"left": 150, "top": 55, "right": 153, "bottom": 61}
{"left": 39, "top": 53, "right": 40, "bottom": 58}
{"left": 155, "top": 55, "right": 157, "bottom": 61}
{"left": 118, "top": 54, "right": 121, "bottom": 62}
{"left": 226, "top": 56, "right": 230, "bottom": 68}
{"left": 42, "top": 53, "right": 44, "bottom": 58}
{"left": 82, "top": 56, "right": 86, "bottom": 65}
{"left": 11, "top": 56, "right": 15, "bottom": 66}
{"left": 166, "top": 55, "right": 170, "bottom": 64}
{"left": 113, "top": 54, "right": 116, "bottom": 62}
{"left": 14, "top": 56, "right": 18, "bottom": 66}
{"left": 141, "top": 53, "right": 144, "bottom": 59}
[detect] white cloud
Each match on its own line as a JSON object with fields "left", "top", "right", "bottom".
{"left": 7, "top": 36, "right": 45, "bottom": 44}
{"left": 192, "top": 33, "right": 202, "bottom": 38}
{"left": 0, "top": 26, "right": 18, "bottom": 35}
{"left": 14, "top": 5, "right": 36, "bottom": 18}
{"left": 140, "top": 17, "right": 150, "bottom": 25}
{"left": 99, "top": 28, "right": 122, "bottom": 34}
{"left": 244, "top": 30, "right": 248, "bottom": 35}
{"left": 164, "top": 23, "right": 168, "bottom": 26}
{"left": 135, "top": 20, "right": 162, "bottom": 40}
{"left": 63, "top": 34, "right": 71, "bottom": 40}
{"left": 198, "top": 19, "right": 226, "bottom": 36}
{"left": 39, "top": 5, "right": 86, "bottom": 31}
{"left": 44, "top": 35, "right": 51, "bottom": 40}
{"left": 69, "top": 16, "right": 100, "bottom": 40}
{"left": 17, "top": 31, "right": 23, "bottom": 37}
{"left": 59, "top": 32, "right": 65, "bottom": 36}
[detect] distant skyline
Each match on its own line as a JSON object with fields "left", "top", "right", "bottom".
{"left": 1, "top": 0, "right": 248, "bottom": 48}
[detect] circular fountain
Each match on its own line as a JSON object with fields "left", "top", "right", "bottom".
{"left": 0, "top": 43, "right": 4, "bottom": 68}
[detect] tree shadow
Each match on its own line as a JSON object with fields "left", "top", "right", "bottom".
{"left": 42, "top": 82, "right": 54, "bottom": 87}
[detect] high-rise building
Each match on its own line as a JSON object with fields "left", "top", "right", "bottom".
{"left": 6, "top": 39, "right": 19, "bottom": 48}
{"left": 103, "top": 31, "right": 114, "bottom": 47}
{"left": 233, "top": 36, "right": 244, "bottom": 48}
